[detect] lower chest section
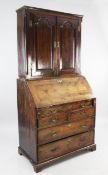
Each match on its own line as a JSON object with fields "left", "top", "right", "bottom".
{"left": 37, "top": 98, "right": 96, "bottom": 163}
{"left": 38, "top": 130, "right": 94, "bottom": 163}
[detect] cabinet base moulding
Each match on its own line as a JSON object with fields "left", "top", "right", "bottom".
{"left": 18, "top": 144, "right": 96, "bottom": 173}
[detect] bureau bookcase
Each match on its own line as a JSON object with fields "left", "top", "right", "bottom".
{"left": 17, "top": 6, "right": 96, "bottom": 173}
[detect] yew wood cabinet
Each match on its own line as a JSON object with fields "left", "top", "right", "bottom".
{"left": 17, "top": 6, "right": 96, "bottom": 173}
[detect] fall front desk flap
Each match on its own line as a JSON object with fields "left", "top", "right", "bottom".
{"left": 27, "top": 76, "right": 93, "bottom": 108}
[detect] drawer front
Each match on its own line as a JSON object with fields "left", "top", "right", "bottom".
{"left": 38, "top": 130, "right": 94, "bottom": 163}
{"left": 38, "top": 106, "right": 95, "bottom": 129}
{"left": 37, "top": 98, "right": 95, "bottom": 119}
{"left": 38, "top": 117, "right": 95, "bottom": 145}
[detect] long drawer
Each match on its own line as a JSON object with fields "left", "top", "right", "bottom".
{"left": 38, "top": 130, "right": 94, "bottom": 163}
{"left": 38, "top": 117, "right": 95, "bottom": 145}
{"left": 37, "top": 106, "right": 95, "bottom": 129}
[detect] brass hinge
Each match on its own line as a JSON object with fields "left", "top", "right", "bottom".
{"left": 57, "top": 41, "right": 60, "bottom": 48}
{"left": 54, "top": 41, "right": 60, "bottom": 48}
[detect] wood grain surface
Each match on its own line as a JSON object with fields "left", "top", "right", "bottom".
{"left": 28, "top": 76, "right": 93, "bottom": 108}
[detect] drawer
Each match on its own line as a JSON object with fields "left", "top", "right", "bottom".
{"left": 38, "top": 117, "right": 95, "bottom": 145}
{"left": 38, "top": 106, "right": 95, "bottom": 129}
{"left": 38, "top": 130, "right": 94, "bottom": 163}
{"left": 37, "top": 98, "right": 96, "bottom": 119}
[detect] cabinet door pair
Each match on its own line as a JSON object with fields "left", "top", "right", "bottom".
{"left": 28, "top": 13, "right": 81, "bottom": 77}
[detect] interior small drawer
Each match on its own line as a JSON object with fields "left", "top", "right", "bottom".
{"left": 37, "top": 106, "right": 95, "bottom": 129}
{"left": 38, "top": 117, "right": 95, "bottom": 145}
{"left": 38, "top": 130, "right": 94, "bottom": 163}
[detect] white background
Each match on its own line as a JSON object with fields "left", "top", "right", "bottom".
{"left": 0, "top": 0, "right": 108, "bottom": 175}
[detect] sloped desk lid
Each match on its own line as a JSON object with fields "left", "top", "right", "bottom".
{"left": 27, "top": 76, "right": 93, "bottom": 108}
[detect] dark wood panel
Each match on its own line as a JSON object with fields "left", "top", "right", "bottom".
{"left": 36, "top": 18, "right": 52, "bottom": 69}
{"left": 60, "top": 22, "right": 74, "bottom": 69}
{"left": 57, "top": 17, "right": 81, "bottom": 75}
{"left": 17, "top": 79, "right": 37, "bottom": 162}
{"left": 38, "top": 130, "right": 94, "bottom": 163}
{"left": 17, "top": 8, "right": 27, "bottom": 77}
{"left": 38, "top": 117, "right": 95, "bottom": 145}
{"left": 28, "top": 13, "right": 56, "bottom": 77}
{"left": 74, "top": 24, "right": 81, "bottom": 73}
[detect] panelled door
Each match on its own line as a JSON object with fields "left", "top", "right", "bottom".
{"left": 57, "top": 17, "right": 81, "bottom": 75}
{"left": 28, "top": 12, "right": 57, "bottom": 78}
{"left": 27, "top": 12, "right": 81, "bottom": 78}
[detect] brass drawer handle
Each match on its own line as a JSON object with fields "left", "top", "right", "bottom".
{"left": 67, "top": 138, "right": 73, "bottom": 143}
{"left": 50, "top": 147, "right": 58, "bottom": 152}
{"left": 67, "top": 123, "right": 72, "bottom": 127}
{"left": 57, "top": 79, "right": 63, "bottom": 83}
{"left": 50, "top": 117, "right": 57, "bottom": 124}
{"left": 51, "top": 119, "right": 57, "bottom": 123}
{"left": 52, "top": 133, "right": 57, "bottom": 137}
{"left": 49, "top": 130, "right": 57, "bottom": 137}
{"left": 81, "top": 125, "right": 87, "bottom": 128}
{"left": 80, "top": 104, "right": 85, "bottom": 108}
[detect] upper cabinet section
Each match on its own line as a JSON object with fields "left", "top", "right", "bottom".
{"left": 16, "top": 6, "right": 83, "bottom": 79}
